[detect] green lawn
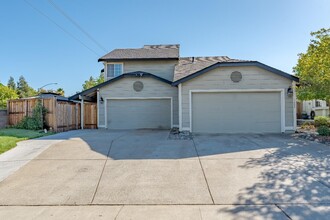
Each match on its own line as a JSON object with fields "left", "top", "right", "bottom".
{"left": 0, "top": 128, "right": 54, "bottom": 154}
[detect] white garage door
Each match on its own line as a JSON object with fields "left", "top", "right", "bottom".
{"left": 107, "top": 99, "right": 171, "bottom": 129}
{"left": 192, "top": 92, "right": 281, "bottom": 133}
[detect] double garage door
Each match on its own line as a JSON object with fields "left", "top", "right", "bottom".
{"left": 107, "top": 99, "right": 171, "bottom": 129}
{"left": 192, "top": 92, "right": 281, "bottom": 133}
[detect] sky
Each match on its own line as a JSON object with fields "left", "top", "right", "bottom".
{"left": 1, "top": 0, "right": 330, "bottom": 96}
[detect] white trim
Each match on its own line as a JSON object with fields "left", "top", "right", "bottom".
{"left": 104, "top": 98, "right": 107, "bottom": 129}
{"left": 189, "top": 89, "right": 286, "bottom": 133}
{"left": 105, "top": 62, "right": 124, "bottom": 79}
{"left": 178, "top": 84, "right": 182, "bottom": 131}
{"left": 97, "top": 89, "right": 100, "bottom": 128}
{"left": 182, "top": 127, "right": 191, "bottom": 131}
{"left": 172, "top": 124, "right": 179, "bottom": 127}
{"left": 293, "top": 81, "right": 297, "bottom": 130}
{"left": 280, "top": 89, "right": 285, "bottom": 132}
{"left": 104, "top": 97, "right": 174, "bottom": 128}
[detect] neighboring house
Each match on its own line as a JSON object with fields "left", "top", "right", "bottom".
{"left": 38, "top": 92, "right": 69, "bottom": 101}
{"left": 300, "top": 100, "right": 329, "bottom": 119}
{"left": 70, "top": 44, "right": 299, "bottom": 133}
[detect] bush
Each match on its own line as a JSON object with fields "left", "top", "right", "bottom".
{"left": 314, "top": 116, "right": 329, "bottom": 127}
{"left": 301, "top": 121, "right": 315, "bottom": 130}
{"left": 317, "top": 126, "right": 330, "bottom": 136}
{"left": 15, "top": 100, "right": 48, "bottom": 130}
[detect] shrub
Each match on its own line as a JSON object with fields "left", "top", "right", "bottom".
{"left": 301, "top": 121, "right": 315, "bottom": 130}
{"left": 15, "top": 100, "right": 48, "bottom": 130}
{"left": 314, "top": 116, "right": 329, "bottom": 127}
{"left": 317, "top": 125, "right": 330, "bottom": 136}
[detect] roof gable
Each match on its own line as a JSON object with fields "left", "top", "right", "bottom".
{"left": 172, "top": 61, "right": 299, "bottom": 85}
{"left": 69, "top": 71, "right": 173, "bottom": 101}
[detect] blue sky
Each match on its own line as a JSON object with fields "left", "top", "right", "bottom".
{"left": 1, "top": 0, "right": 329, "bottom": 96}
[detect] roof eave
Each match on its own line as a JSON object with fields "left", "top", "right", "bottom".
{"left": 98, "top": 57, "right": 179, "bottom": 62}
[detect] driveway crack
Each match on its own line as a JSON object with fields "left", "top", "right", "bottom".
{"left": 275, "top": 204, "right": 292, "bottom": 220}
{"left": 192, "top": 138, "right": 215, "bottom": 204}
{"left": 90, "top": 133, "right": 130, "bottom": 204}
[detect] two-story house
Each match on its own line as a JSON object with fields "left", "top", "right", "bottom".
{"left": 70, "top": 44, "right": 299, "bottom": 133}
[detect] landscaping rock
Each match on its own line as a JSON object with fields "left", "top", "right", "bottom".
{"left": 168, "top": 128, "right": 193, "bottom": 140}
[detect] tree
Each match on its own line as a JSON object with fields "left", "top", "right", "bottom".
{"left": 16, "top": 76, "right": 37, "bottom": 98}
{"left": 293, "top": 28, "right": 330, "bottom": 100}
{"left": 0, "top": 83, "right": 18, "bottom": 109}
{"left": 82, "top": 72, "right": 104, "bottom": 90}
{"left": 7, "top": 76, "right": 16, "bottom": 90}
{"left": 56, "top": 88, "right": 65, "bottom": 96}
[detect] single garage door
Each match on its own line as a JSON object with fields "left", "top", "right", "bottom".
{"left": 107, "top": 99, "right": 171, "bottom": 129}
{"left": 192, "top": 92, "right": 281, "bottom": 133}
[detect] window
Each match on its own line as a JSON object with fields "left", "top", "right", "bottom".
{"left": 106, "top": 63, "right": 123, "bottom": 78}
{"left": 316, "top": 100, "right": 321, "bottom": 107}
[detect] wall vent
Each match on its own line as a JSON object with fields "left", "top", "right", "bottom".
{"left": 230, "top": 71, "right": 242, "bottom": 83}
{"left": 133, "top": 81, "right": 144, "bottom": 92}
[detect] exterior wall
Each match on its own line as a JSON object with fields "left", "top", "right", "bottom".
{"left": 99, "top": 76, "right": 178, "bottom": 127}
{"left": 104, "top": 60, "right": 177, "bottom": 82}
{"left": 180, "top": 66, "right": 295, "bottom": 131}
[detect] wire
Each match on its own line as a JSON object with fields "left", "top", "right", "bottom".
{"left": 24, "top": 0, "right": 100, "bottom": 56}
{"left": 48, "top": 0, "right": 108, "bottom": 53}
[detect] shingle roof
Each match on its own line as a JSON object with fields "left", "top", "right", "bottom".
{"left": 173, "top": 56, "right": 246, "bottom": 82}
{"left": 98, "top": 44, "right": 180, "bottom": 61}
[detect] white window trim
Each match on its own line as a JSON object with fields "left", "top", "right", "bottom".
{"left": 105, "top": 62, "right": 124, "bottom": 78}
{"left": 104, "top": 97, "right": 173, "bottom": 129}
{"left": 188, "top": 89, "right": 286, "bottom": 133}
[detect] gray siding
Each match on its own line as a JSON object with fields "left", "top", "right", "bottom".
{"left": 181, "top": 66, "right": 294, "bottom": 130}
{"left": 105, "top": 60, "right": 177, "bottom": 82}
{"left": 99, "top": 77, "right": 178, "bottom": 127}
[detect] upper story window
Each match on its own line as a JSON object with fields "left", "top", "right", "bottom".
{"left": 316, "top": 100, "right": 321, "bottom": 107}
{"left": 106, "top": 63, "right": 123, "bottom": 78}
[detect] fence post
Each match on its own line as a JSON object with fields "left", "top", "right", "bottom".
{"left": 81, "top": 98, "right": 84, "bottom": 130}
{"left": 75, "top": 103, "right": 78, "bottom": 129}
{"left": 53, "top": 97, "right": 57, "bottom": 132}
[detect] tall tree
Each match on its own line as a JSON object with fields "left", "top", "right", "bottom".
{"left": 82, "top": 72, "right": 104, "bottom": 90}
{"left": 293, "top": 28, "right": 330, "bottom": 100}
{"left": 0, "top": 83, "right": 18, "bottom": 109}
{"left": 7, "top": 76, "right": 16, "bottom": 90}
{"left": 16, "top": 76, "right": 37, "bottom": 98}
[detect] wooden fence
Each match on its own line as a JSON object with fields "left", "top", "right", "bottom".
{"left": 7, "top": 97, "right": 97, "bottom": 132}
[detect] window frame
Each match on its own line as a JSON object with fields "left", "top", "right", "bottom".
{"left": 105, "top": 62, "right": 124, "bottom": 78}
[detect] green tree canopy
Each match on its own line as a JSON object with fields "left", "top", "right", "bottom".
{"left": 7, "top": 76, "right": 16, "bottom": 90}
{"left": 293, "top": 28, "right": 330, "bottom": 100}
{"left": 16, "top": 76, "right": 37, "bottom": 98}
{"left": 82, "top": 72, "right": 104, "bottom": 90}
{"left": 0, "top": 83, "right": 18, "bottom": 109}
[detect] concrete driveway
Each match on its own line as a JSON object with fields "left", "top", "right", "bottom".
{"left": 0, "top": 129, "right": 329, "bottom": 219}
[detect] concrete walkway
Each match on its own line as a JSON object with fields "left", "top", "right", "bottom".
{"left": 0, "top": 129, "right": 329, "bottom": 219}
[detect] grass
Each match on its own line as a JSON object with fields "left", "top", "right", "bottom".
{"left": 0, "top": 128, "right": 54, "bottom": 154}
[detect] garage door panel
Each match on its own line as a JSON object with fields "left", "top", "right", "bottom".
{"left": 107, "top": 99, "right": 171, "bottom": 129}
{"left": 192, "top": 92, "right": 281, "bottom": 133}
